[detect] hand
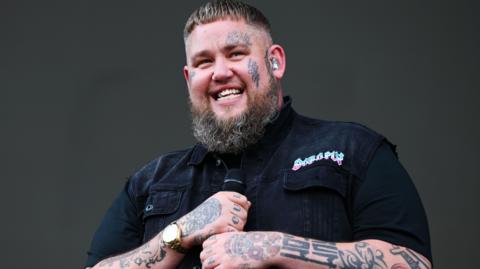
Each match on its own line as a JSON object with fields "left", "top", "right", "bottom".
{"left": 177, "top": 191, "right": 251, "bottom": 248}
{"left": 200, "top": 232, "right": 282, "bottom": 269}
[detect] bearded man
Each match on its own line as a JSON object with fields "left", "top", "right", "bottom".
{"left": 85, "top": 1, "right": 432, "bottom": 269}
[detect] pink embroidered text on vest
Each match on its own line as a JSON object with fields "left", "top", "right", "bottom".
{"left": 291, "top": 151, "right": 345, "bottom": 171}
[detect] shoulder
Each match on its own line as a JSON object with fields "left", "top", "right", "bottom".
{"left": 294, "top": 113, "right": 382, "bottom": 140}
{"left": 288, "top": 112, "right": 387, "bottom": 177}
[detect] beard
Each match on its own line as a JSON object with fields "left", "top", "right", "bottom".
{"left": 190, "top": 82, "right": 280, "bottom": 155}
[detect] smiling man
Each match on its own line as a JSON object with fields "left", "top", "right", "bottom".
{"left": 85, "top": 1, "right": 432, "bottom": 269}
{"left": 185, "top": 17, "right": 284, "bottom": 155}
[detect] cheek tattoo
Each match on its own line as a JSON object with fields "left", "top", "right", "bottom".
{"left": 248, "top": 59, "right": 260, "bottom": 88}
{"left": 189, "top": 70, "right": 196, "bottom": 81}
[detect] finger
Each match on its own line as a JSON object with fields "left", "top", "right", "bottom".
{"left": 231, "top": 215, "right": 241, "bottom": 226}
{"left": 222, "top": 225, "right": 239, "bottom": 233}
{"left": 230, "top": 214, "right": 246, "bottom": 231}
{"left": 202, "top": 234, "right": 218, "bottom": 248}
{"left": 199, "top": 247, "right": 213, "bottom": 262}
{"left": 223, "top": 191, "right": 250, "bottom": 209}
{"left": 230, "top": 203, "right": 248, "bottom": 219}
{"left": 203, "top": 255, "right": 218, "bottom": 269}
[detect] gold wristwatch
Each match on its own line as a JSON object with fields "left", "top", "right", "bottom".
{"left": 162, "top": 222, "right": 188, "bottom": 254}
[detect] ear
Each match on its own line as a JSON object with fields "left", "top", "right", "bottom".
{"left": 267, "top": 44, "right": 286, "bottom": 80}
{"left": 183, "top": 65, "right": 190, "bottom": 86}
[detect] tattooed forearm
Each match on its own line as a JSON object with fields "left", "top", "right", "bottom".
{"left": 280, "top": 234, "right": 338, "bottom": 269}
{"left": 248, "top": 59, "right": 260, "bottom": 88}
{"left": 226, "top": 31, "right": 252, "bottom": 47}
{"left": 178, "top": 198, "right": 221, "bottom": 237}
{"left": 390, "top": 245, "right": 430, "bottom": 269}
{"left": 338, "top": 242, "right": 387, "bottom": 269}
{"left": 224, "top": 232, "right": 282, "bottom": 261}
{"left": 97, "top": 234, "right": 166, "bottom": 268}
{"left": 280, "top": 235, "right": 390, "bottom": 269}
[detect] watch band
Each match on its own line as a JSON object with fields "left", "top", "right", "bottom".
{"left": 169, "top": 241, "right": 189, "bottom": 254}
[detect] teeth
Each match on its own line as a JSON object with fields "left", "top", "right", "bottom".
{"left": 217, "top": 89, "right": 241, "bottom": 99}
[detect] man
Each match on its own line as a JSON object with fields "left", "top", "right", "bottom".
{"left": 86, "top": 1, "right": 432, "bottom": 268}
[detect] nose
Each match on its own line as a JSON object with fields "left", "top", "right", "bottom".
{"left": 211, "top": 58, "right": 233, "bottom": 82}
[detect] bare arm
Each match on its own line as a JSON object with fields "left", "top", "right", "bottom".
{"left": 200, "top": 231, "right": 431, "bottom": 269}
{"left": 90, "top": 191, "right": 251, "bottom": 269}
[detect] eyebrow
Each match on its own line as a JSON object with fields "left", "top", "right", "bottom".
{"left": 190, "top": 50, "right": 211, "bottom": 61}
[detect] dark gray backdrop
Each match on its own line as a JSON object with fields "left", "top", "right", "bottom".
{"left": 1, "top": 1, "right": 478, "bottom": 268}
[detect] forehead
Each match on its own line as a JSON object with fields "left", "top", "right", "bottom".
{"left": 185, "top": 19, "right": 268, "bottom": 56}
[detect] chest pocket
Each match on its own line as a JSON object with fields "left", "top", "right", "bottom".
{"left": 142, "top": 184, "right": 186, "bottom": 242}
{"left": 284, "top": 164, "right": 352, "bottom": 241}
{"left": 258, "top": 164, "right": 352, "bottom": 242}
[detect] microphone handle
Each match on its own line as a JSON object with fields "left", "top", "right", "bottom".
{"left": 222, "top": 169, "right": 246, "bottom": 194}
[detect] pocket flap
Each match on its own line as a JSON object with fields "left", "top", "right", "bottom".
{"left": 143, "top": 185, "right": 185, "bottom": 218}
{"left": 283, "top": 165, "right": 347, "bottom": 197}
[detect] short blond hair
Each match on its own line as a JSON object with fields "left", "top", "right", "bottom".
{"left": 184, "top": 0, "right": 272, "bottom": 42}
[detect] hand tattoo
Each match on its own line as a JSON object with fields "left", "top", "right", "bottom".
{"left": 238, "top": 263, "right": 258, "bottom": 269}
{"left": 178, "top": 198, "right": 221, "bottom": 237}
{"left": 232, "top": 216, "right": 240, "bottom": 224}
{"left": 224, "top": 232, "right": 282, "bottom": 261}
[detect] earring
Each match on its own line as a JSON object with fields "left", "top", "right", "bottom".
{"left": 271, "top": 58, "right": 279, "bottom": 70}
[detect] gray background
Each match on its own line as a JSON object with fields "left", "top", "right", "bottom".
{"left": 1, "top": 1, "right": 478, "bottom": 268}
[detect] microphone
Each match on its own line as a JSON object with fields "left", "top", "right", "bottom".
{"left": 222, "top": 168, "right": 246, "bottom": 194}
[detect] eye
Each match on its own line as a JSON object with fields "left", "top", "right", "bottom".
{"left": 230, "top": 51, "right": 245, "bottom": 59}
{"left": 195, "top": 58, "right": 213, "bottom": 68}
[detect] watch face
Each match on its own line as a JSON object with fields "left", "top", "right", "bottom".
{"left": 163, "top": 224, "right": 178, "bottom": 242}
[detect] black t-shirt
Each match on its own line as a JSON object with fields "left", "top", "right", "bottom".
{"left": 85, "top": 143, "right": 432, "bottom": 267}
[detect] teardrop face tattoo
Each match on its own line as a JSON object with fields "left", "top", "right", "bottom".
{"left": 248, "top": 59, "right": 260, "bottom": 88}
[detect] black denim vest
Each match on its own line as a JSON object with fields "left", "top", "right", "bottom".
{"left": 127, "top": 97, "right": 385, "bottom": 269}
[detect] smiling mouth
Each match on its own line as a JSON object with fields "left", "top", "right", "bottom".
{"left": 214, "top": 88, "right": 244, "bottom": 101}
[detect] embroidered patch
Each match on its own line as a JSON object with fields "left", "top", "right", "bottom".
{"left": 292, "top": 150, "right": 344, "bottom": 171}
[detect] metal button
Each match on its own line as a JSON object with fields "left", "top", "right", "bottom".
{"left": 216, "top": 159, "right": 222, "bottom": 166}
{"left": 145, "top": 204, "right": 153, "bottom": 212}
